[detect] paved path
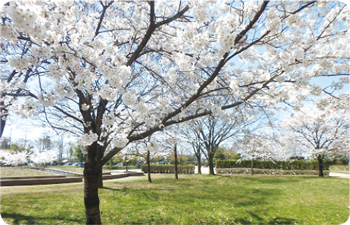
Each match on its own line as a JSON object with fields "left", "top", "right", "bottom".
{"left": 329, "top": 172, "right": 350, "bottom": 179}
{"left": 195, "top": 166, "right": 210, "bottom": 174}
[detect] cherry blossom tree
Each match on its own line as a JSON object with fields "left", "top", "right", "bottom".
{"left": 281, "top": 98, "right": 349, "bottom": 177}
{"left": 237, "top": 133, "right": 287, "bottom": 174}
{"left": 30, "top": 149, "right": 56, "bottom": 165}
{"left": 0, "top": 149, "right": 28, "bottom": 166}
{"left": 1, "top": 0, "right": 349, "bottom": 223}
{"left": 0, "top": 148, "right": 55, "bottom": 166}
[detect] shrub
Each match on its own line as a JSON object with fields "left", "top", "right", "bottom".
{"left": 216, "top": 159, "right": 330, "bottom": 170}
{"left": 103, "top": 165, "right": 139, "bottom": 170}
{"left": 141, "top": 164, "right": 195, "bottom": 174}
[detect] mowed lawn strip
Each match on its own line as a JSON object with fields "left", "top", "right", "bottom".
{"left": 0, "top": 167, "right": 55, "bottom": 178}
{"left": 1, "top": 174, "right": 348, "bottom": 224}
{"left": 49, "top": 166, "right": 112, "bottom": 174}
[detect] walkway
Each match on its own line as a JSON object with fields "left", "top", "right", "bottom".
{"left": 329, "top": 172, "right": 350, "bottom": 179}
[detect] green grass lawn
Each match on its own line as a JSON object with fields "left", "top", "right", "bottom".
{"left": 330, "top": 165, "right": 349, "bottom": 174}
{"left": 1, "top": 174, "right": 348, "bottom": 224}
{"left": 48, "top": 166, "right": 113, "bottom": 174}
{"left": 48, "top": 166, "right": 85, "bottom": 174}
{"left": 0, "top": 167, "right": 55, "bottom": 178}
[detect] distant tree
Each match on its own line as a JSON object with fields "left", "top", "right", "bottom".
{"left": 282, "top": 101, "right": 349, "bottom": 177}
{"left": 214, "top": 147, "right": 241, "bottom": 161}
{"left": 1, "top": 141, "right": 33, "bottom": 154}
{"left": 239, "top": 135, "right": 278, "bottom": 175}
{"left": 181, "top": 126, "right": 204, "bottom": 174}
{"left": 74, "top": 145, "right": 85, "bottom": 163}
{"left": 0, "top": 137, "right": 11, "bottom": 149}
{"left": 69, "top": 144, "right": 85, "bottom": 163}
{"left": 10, "top": 143, "right": 27, "bottom": 152}
{"left": 188, "top": 114, "right": 254, "bottom": 175}
{"left": 56, "top": 136, "right": 65, "bottom": 162}
{"left": 36, "top": 133, "right": 52, "bottom": 153}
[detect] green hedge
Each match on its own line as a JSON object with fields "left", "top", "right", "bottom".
{"left": 216, "top": 160, "right": 330, "bottom": 170}
{"left": 141, "top": 164, "right": 195, "bottom": 174}
{"left": 103, "top": 165, "right": 139, "bottom": 170}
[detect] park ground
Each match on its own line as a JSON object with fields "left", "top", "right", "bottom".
{"left": 1, "top": 172, "right": 349, "bottom": 225}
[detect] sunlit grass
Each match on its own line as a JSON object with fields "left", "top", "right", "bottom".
{"left": 49, "top": 166, "right": 112, "bottom": 174}
{"left": 0, "top": 167, "right": 54, "bottom": 178}
{"left": 1, "top": 174, "right": 348, "bottom": 224}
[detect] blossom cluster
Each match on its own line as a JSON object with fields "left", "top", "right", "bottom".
{"left": 30, "top": 150, "right": 56, "bottom": 165}
{"left": 78, "top": 132, "right": 99, "bottom": 147}
{"left": 5, "top": 2, "right": 38, "bottom": 34}
{"left": 0, "top": 150, "right": 29, "bottom": 166}
{"left": 0, "top": 0, "right": 348, "bottom": 161}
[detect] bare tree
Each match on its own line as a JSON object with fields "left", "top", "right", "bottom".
{"left": 56, "top": 135, "right": 65, "bottom": 162}
{"left": 188, "top": 113, "right": 255, "bottom": 175}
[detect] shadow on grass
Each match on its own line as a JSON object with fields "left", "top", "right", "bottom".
{"left": 102, "top": 186, "right": 127, "bottom": 192}
{"left": 267, "top": 216, "right": 298, "bottom": 224}
{"left": 2, "top": 212, "right": 82, "bottom": 224}
{"left": 234, "top": 214, "right": 298, "bottom": 224}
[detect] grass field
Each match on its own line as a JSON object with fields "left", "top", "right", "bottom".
{"left": 1, "top": 174, "right": 349, "bottom": 224}
{"left": 49, "top": 166, "right": 114, "bottom": 174}
{"left": 0, "top": 167, "right": 55, "bottom": 178}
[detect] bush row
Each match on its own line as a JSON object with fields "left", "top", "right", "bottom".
{"left": 141, "top": 164, "right": 195, "bottom": 174}
{"left": 104, "top": 165, "right": 139, "bottom": 170}
{"left": 216, "top": 159, "right": 330, "bottom": 170}
{"left": 330, "top": 160, "right": 349, "bottom": 165}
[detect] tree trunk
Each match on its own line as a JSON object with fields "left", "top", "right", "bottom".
{"left": 97, "top": 168, "right": 103, "bottom": 188}
{"left": 0, "top": 104, "right": 6, "bottom": 138}
{"left": 208, "top": 154, "right": 215, "bottom": 175}
{"left": 197, "top": 156, "right": 202, "bottom": 174}
{"left": 147, "top": 150, "right": 152, "bottom": 183}
{"left": 96, "top": 147, "right": 104, "bottom": 188}
{"left": 317, "top": 155, "right": 324, "bottom": 177}
{"left": 84, "top": 163, "right": 102, "bottom": 225}
{"left": 174, "top": 144, "right": 179, "bottom": 180}
{"left": 251, "top": 160, "right": 254, "bottom": 175}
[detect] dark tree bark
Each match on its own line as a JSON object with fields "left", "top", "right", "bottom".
{"left": 174, "top": 144, "right": 179, "bottom": 179}
{"left": 97, "top": 147, "right": 104, "bottom": 188}
{"left": 0, "top": 106, "right": 6, "bottom": 138}
{"left": 84, "top": 154, "right": 102, "bottom": 225}
{"left": 97, "top": 168, "right": 103, "bottom": 188}
{"left": 147, "top": 150, "right": 152, "bottom": 183}
{"left": 317, "top": 154, "right": 324, "bottom": 177}
{"left": 197, "top": 156, "right": 202, "bottom": 174}
{"left": 208, "top": 153, "right": 215, "bottom": 175}
{"left": 251, "top": 160, "right": 254, "bottom": 175}
{"left": 193, "top": 143, "right": 202, "bottom": 174}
